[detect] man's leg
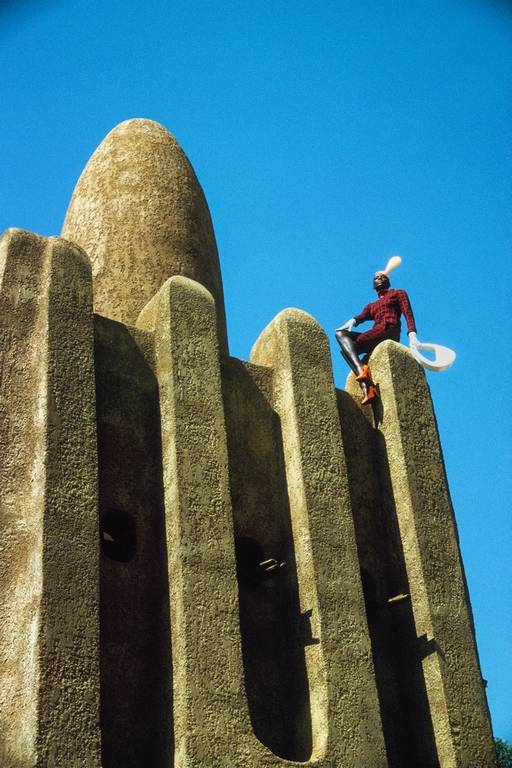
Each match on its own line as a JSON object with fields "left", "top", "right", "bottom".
{"left": 334, "top": 329, "right": 377, "bottom": 405}
{"left": 334, "top": 330, "right": 365, "bottom": 375}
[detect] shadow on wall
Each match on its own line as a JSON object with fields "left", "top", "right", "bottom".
{"left": 95, "top": 317, "right": 173, "bottom": 768}
{"left": 223, "top": 358, "right": 313, "bottom": 762}
{"left": 337, "top": 390, "right": 440, "bottom": 768}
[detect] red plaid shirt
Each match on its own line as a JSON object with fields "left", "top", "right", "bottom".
{"left": 354, "top": 288, "right": 416, "bottom": 334}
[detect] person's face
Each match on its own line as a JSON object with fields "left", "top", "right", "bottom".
{"left": 373, "top": 272, "right": 389, "bottom": 291}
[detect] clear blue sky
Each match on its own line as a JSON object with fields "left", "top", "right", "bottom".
{"left": 2, "top": 0, "right": 511, "bottom": 741}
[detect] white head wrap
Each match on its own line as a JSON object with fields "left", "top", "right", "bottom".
{"left": 376, "top": 255, "right": 402, "bottom": 276}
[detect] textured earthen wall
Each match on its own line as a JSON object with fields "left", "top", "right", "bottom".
{"left": 135, "top": 278, "right": 390, "bottom": 768}
{"left": 138, "top": 276, "right": 260, "bottom": 767}
{"left": 346, "top": 341, "right": 497, "bottom": 768}
{"left": 337, "top": 388, "right": 441, "bottom": 767}
{"left": 251, "top": 308, "right": 389, "bottom": 767}
{"left": 94, "top": 317, "right": 172, "bottom": 768}
{"left": 62, "top": 119, "right": 228, "bottom": 354}
{"left": 221, "top": 357, "right": 312, "bottom": 761}
{"left": 0, "top": 118, "right": 498, "bottom": 767}
{"left": 0, "top": 230, "right": 101, "bottom": 767}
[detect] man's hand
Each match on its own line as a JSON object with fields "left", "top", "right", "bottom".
{"left": 408, "top": 331, "right": 420, "bottom": 353}
{"left": 336, "top": 318, "right": 356, "bottom": 332}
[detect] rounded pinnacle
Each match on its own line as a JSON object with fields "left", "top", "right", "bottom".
{"left": 62, "top": 118, "right": 228, "bottom": 352}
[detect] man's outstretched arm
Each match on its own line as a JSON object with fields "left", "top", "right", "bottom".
{"left": 336, "top": 303, "right": 371, "bottom": 333}
{"left": 353, "top": 304, "right": 372, "bottom": 326}
{"left": 397, "top": 290, "right": 417, "bottom": 334}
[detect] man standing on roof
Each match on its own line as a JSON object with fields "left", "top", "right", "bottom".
{"left": 335, "top": 256, "right": 420, "bottom": 405}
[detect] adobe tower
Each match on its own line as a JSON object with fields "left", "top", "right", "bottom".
{"left": 0, "top": 119, "right": 496, "bottom": 767}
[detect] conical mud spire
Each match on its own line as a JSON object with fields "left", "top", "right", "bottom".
{"left": 62, "top": 118, "right": 228, "bottom": 352}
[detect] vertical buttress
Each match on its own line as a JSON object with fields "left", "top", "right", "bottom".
{"left": 0, "top": 229, "right": 101, "bottom": 767}
{"left": 137, "top": 276, "right": 259, "bottom": 767}
{"left": 251, "top": 308, "right": 388, "bottom": 768}
{"left": 347, "top": 340, "right": 496, "bottom": 768}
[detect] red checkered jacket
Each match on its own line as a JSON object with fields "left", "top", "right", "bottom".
{"left": 354, "top": 288, "right": 416, "bottom": 334}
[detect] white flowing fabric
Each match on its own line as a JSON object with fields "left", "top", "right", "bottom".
{"left": 409, "top": 341, "right": 456, "bottom": 372}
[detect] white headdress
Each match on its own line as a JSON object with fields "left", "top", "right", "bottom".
{"left": 376, "top": 255, "right": 402, "bottom": 276}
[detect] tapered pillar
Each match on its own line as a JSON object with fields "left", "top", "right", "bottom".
{"left": 0, "top": 229, "right": 101, "bottom": 767}
{"left": 353, "top": 340, "right": 496, "bottom": 768}
{"left": 251, "top": 309, "right": 388, "bottom": 768}
{"left": 138, "top": 276, "right": 259, "bottom": 766}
